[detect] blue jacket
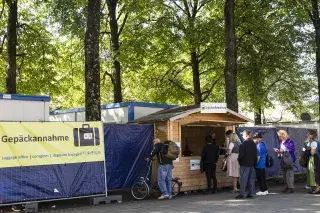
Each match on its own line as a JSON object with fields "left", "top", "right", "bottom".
{"left": 256, "top": 142, "right": 267, "bottom": 169}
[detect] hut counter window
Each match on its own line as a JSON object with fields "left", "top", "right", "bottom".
{"left": 181, "top": 126, "right": 227, "bottom": 157}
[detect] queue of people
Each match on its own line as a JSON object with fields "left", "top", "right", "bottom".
{"left": 149, "top": 128, "right": 320, "bottom": 200}
{"left": 204, "top": 129, "right": 299, "bottom": 199}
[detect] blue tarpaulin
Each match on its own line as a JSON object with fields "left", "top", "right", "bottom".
{"left": 236, "top": 127, "right": 311, "bottom": 178}
{"left": 0, "top": 162, "right": 105, "bottom": 204}
{"left": 104, "top": 124, "right": 154, "bottom": 190}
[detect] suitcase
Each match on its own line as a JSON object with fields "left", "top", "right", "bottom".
{"left": 74, "top": 124, "right": 100, "bottom": 147}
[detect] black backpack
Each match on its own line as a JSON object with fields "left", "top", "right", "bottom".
{"left": 261, "top": 142, "right": 274, "bottom": 168}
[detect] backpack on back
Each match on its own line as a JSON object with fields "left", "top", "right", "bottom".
{"left": 162, "top": 141, "right": 180, "bottom": 160}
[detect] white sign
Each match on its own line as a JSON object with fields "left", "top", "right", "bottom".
{"left": 200, "top": 102, "right": 227, "bottom": 113}
{"left": 2, "top": 94, "right": 11, "bottom": 99}
{"left": 190, "top": 159, "right": 201, "bottom": 170}
{"left": 174, "top": 142, "right": 181, "bottom": 162}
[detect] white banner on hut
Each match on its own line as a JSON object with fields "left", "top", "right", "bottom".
{"left": 200, "top": 103, "right": 227, "bottom": 114}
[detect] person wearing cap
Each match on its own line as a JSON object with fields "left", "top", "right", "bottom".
{"left": 253, "top": 132, "right": 268, "bottom": 196}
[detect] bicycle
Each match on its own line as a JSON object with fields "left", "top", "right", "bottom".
{"left": 131, "top": 159, "right": 182, "bottom": 200}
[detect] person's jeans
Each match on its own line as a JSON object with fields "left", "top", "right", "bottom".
{"left": 158, "top": 164, "right": 173, "bottom": 196}
{"left": 240, "top": 166, "right": 255, "bottom": 197}
{"left": 256, "top": 168, "right": 268, "bottom": 192}
{"left": 204, "top": 164, "right": 217, "bottom": 191}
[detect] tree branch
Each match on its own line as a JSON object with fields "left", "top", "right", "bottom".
{"left": 118, "top": 12, "right": 128, "bottom": 36}
{"left": 101, "top": 31, "right": 111, "bottom": 36}
{"left": 307, "top": 9, "right": 316, "bottom": 25}
{"left": 168, "top": 78, "right": 194, "bottom": 96}
{"left": 0, "top": 34, "right": 6, "bottom": 53}
{"left": 198, "top": 47, "right": 210, "bottom": 62}
{"left": 274, "top": 111, "right": 283, "bottom": 123}
{"left": 169, "top": 0, "right": 189, "bottom": 17}
{"left": 199, "top": 66, "right": 225, "bottom": 75}
{"left": 0, "top": 0, "right": 5, "bottom": 20}
{"left": 160, "top": 60, "right": 190, "bottom": 82}
{"left": 117, "top": 3, "right": 125, "bottom": 22}
{"left": 16, "top": 53, "right": 26, "bottom": 57}
{"left": 198, "top": 0, "right": 211, "bottom": 11}
{"left": 265, "top": 70, "right": 287, "bottom": 91}
{"left": 102, "top": 70, "right": 114, "bottom": 85}
{"left": 192, "top": 0, "right": 199, "bottom": 18}
{"left": 182, "top": 0, "right": 191, "bottom": 18}
{"left": 201, "top": 74, "right": 223, "bottom": 101}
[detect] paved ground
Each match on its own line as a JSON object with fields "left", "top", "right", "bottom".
{"left": 3, "top": 183, "right": 317, "bottom": 213}
{"left": 1, "top": 183, "right": 319, "bottom": 213}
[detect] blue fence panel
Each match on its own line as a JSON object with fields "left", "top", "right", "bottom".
{"left": 104, "top": 124, "right": 154, "bottom": 190}
{"left": 0, "top": 162, "right": 105, "bottom": 204}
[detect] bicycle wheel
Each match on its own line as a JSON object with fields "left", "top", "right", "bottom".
{"left": 171, "top": 180, "right": 181, "bottom": 197}
{"left": 131, "top": 181, "right": 149, "bottom": 200}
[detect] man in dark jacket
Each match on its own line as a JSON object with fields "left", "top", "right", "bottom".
{"left": 149, "top": 138, "right": 173, "bottom": 200}
{"left": 201, "top": 135, "right": 219, "bottom": 194}
{"left": 236, "top": 129, "right": 257, "bottom": 199}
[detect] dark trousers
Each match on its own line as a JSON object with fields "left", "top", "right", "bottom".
{"left": 256, "top": 168, "right": 268, "bottom": 192}
{"left": 240, "top": 166, "right": 255, "bottom": 197}
{"left": 204, "top": 164, "right": 217, "bottom": 191}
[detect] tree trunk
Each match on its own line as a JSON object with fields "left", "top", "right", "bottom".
{"left": 84, "top": 0, "right": 101, "bottom": 121}
{"left": 224, "top": 0, "right": 238, "bottom": 112}
{"left": 254, "top": 107, "right": 262, "bottom": 125}
{"left": 107, "top": 0, "right": 122, "bottom": 103}
{"left": 191, "top": 51, "right": 201, "bottom": 105}
{"left": 311, "top": 0, "right": 320, "bottom": 119}
{"left": 5, "top": 0, "right": 17, "bottom": 94}
{"left": 316, "top": 29, "right": 320, "bottom": 119}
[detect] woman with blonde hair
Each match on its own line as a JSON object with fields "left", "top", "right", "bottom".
{"left": 227, "top": 133, "right": 241, "bottom": 193}
{"left": 276, "top": 130, "right": 296, "bottom": 193}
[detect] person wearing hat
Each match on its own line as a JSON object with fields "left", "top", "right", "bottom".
{"left": 253, "top": 132, "right": 269, "bottom": 196}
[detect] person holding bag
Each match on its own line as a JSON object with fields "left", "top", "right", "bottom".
{"left": 276, "top": 130, "right": 296, "bottom": 194}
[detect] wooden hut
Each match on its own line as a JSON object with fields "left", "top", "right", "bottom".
{"left": 132, "top": 104, "right": 252, "bottom": 192}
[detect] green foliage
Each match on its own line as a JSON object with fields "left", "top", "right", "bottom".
{"left": 0, "top": 0, "right": 317, "bottom": 120}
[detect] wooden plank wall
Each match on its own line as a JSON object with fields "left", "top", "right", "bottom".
{"left": 172, "top": 156, "right": 233, "bottom": 191}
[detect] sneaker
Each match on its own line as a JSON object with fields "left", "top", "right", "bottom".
{"left": 262, "top": 191, "right": 269, "bottom": 195}
{"left": 158, "top": 195, "right": 169, "bottom": 200}
{"left": 246, "top": 195, "right": 254, "bottom": 199}
{"left": 235, "top": 195, "right": 245, "bottom": 199}
{"left": 11, "top": 206, "right": 22, "bottom": 212}
{"left": 282, "top": 188, "right": 289, "bottom": 193}
{"left": 256, "top": 191, "right": 263, "bottom": 196}
{"left": 305, "top": 185, "right": 311, "bottom": 190}
{"left": 168, "top": 195, "right": 173, "bottom": 199}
